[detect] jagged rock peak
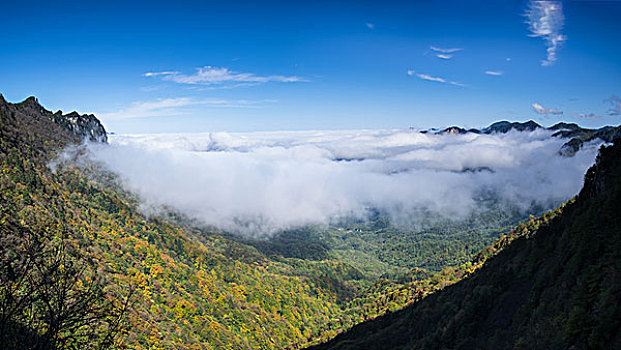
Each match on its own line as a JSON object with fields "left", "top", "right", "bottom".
{"left": 51, "top": 110, "right": 108, "bottom": 143}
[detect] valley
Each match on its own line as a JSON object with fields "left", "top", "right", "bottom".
{"left": 2, "top": 96, "right": 619, "bottom": 349}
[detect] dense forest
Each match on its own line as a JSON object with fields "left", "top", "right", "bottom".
{"left": 2, "top": 95, "right": 619, "bottom": 349}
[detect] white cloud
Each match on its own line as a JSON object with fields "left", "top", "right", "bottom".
{"left": 408, "top": 70, "right": 465, "bottom": 87}
{"left": 506, "top": 57, "right": 512, "bottom": 62}
{"left": 605, "top": 94, "right": 621, "bottom": 116}
{"left": 416, "top": 73, "right": 447, "bottom": 83}
{"left": 485, "top": 70, "right": 503, "bottom": 76}
{"left": 525, "top": 1, "right": 566, "bottom": 66}
{"left": 83, "top": 129, "right": 600, "bottom": 236}
{"left": 435, "top": 54, "right": 453, "bottom": 60}
{"left": 98, "top": 97, "right": 274, "bottom": 119}
{"left": 144, "top": 66, "right": 305, "bottom": 87}
{"left": 430, "top": 46, "right": 463, "bottom": 54}
{"left": 532, "top": 102, "right": 563, "bottom": 115}
{"left": 365, "top": 22, "right": 374, "bottom": 29}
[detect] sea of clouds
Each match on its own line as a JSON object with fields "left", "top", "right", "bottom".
{"left": 84, "top": 128, "right": 601, "bottom": 236}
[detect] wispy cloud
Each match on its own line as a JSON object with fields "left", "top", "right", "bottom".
{"left": 485, "top": 70, "right": 503, "bottom": 76}
{"left": 429, "top": 46, "right": 463, "bottom": 60}
{"left": 144, "top": 66, "right": 305, "bottom": 87}
{"left": 605, "top": 94, "right": 621, "bottom": 116}
{"left": 430, "top": 46, "right": 463, "bottom": 54}
{"left": 143, "top": 71, "right": 178, "bottom": 77}
{"left": 99, "top": 97, "right": 274, "bottom": 119}
{"left": 365, "top": 22, "right": 374, "bottom": 29}
{"left": 525, "top": 1, "right": 566, "bottom": 66}
{"left": 577, "top": 112, "right": 601, "bottom": 120}
{"left": 407, "top": 70, "right": 466, "bottom": 87}
{"left": 532, "top": 102, "right": 563, "bottom": 115}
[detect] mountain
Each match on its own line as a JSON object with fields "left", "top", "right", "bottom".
{"left": 308, "top": 140, "right": 621, "bottom": 350}
{"left": 480, "top": 120, "right": 542, "bottom": 134}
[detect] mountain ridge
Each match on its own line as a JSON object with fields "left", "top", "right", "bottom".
{"left": 0, "top": 94, "right": 107, "bottom": 148}
{"left": 430, "top": 119, "right": 621, "bottom": 156}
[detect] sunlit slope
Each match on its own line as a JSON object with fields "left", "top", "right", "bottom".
{"left": 0, "top": 97, "right": 367, "bottom": 349}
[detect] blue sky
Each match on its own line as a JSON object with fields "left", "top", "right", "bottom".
{"left": 1, "top": 0, "right": 620, "bottom": 133}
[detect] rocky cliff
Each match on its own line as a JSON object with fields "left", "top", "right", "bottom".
{"left": 0, "top": 95, "right": 107, "bottom": 148}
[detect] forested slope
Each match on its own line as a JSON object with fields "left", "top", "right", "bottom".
{"left": 0, "top": 96, "right": 367, "bottom": 349}
{"left": 309, "top": 140, "right": 621, "bottom": 349}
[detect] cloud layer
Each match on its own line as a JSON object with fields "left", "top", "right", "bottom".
{"left": 83, "top": 129, "right": 601, "bottom": 236}
{"left": 526, "top": 1, "right": 566, "bottom": 66}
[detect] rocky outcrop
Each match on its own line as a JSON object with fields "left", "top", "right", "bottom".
{"left": 51, "top": 110, "right": 107, "bottom": 143}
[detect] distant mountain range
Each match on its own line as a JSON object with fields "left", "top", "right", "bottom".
{"left": 3, "top": 95, "right": 620, "bottom": 158}
{"left": 425, "top": 120, "right": 621, "bottom": 156}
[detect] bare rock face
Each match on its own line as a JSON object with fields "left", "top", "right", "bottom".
{"left": 51, "top": 110, "right": 108, "bottom": 143}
